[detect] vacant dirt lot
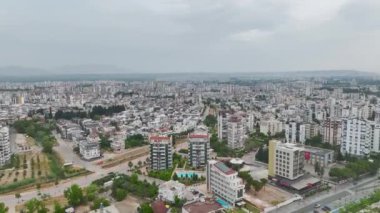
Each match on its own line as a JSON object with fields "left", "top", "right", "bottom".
{"left": 244, "top": 184, "right": 293, "bottom": 210}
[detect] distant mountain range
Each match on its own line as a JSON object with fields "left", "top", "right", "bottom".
{"left": 0, "top": 65, "right": 377, "bottom": 82}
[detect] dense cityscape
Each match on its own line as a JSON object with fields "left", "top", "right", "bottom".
{"left": 0, "top": 75, "right": 378, "bottom": 213}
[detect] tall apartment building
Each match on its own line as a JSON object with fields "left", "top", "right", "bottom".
{"left": 188, "top": 133, "right": 210, "bottom": 168}
{"left": 207, "top": 160, "right": 245, "bottom": 206}
{"left": 260, "top": 119, "right": 283, "bottom": 136}
{"left": 217, "top": 111, "right": 229, "bottom": 141}
{"left": 247, "top": 112, "right": 255, "bottom": 133}
{"left": 149, "top": 135, "right": 173, "bottom": 170}
{"left": 340, "top": 118, "right": 378, "bottom": 156}
{"left": 227, "top": 116, "right": 245, "bottom": 149}
{"left": 305, "top": 123, "right": 320, "bottom": 139}
{"left": 321, "top": 118, "right": 342, "bottom": 145}
{"left": 285, "top": 122, "right": 305, "bottom": 144}
{"left": 0, "top": 126, "right": 11, "bottom": 167}
{"left": 268, "top": 140, "right": 305, "bottom": 180}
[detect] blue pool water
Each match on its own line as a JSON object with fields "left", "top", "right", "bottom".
{"left": 176, "top": 171, "right": 197, "bottom": 178}
{"left": 216, "top": 197, "right": 231, "bottom": 209}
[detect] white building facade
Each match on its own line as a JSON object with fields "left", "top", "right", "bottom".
{"left": 207, "top": 160, "right": 245, "bottom": 206}
{"left": 227, "top": 116, "right": 245, "bottom": 149}
{"left": 268, "top": 140, "right": 305, "bottom": 180}
{"left": 340, "top": 118, "right": 380, "bottom": 156}
{"left": 0, "top": 126, "right": 11, "bottom": 166}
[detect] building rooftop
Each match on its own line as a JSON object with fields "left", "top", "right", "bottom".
{"left": 215, "top": 161, "right": 236, "bottom": 175}
{"left": 304, "top": 146, "right": 334, "bottom": 155}
{"left": 189, "top": 134, "right": 209, "bottom": 139}
{"left": 150, "top": 136, "right": 171, "bottom": 142}
{"left": 182, "top": 198, "right": 223, "bottom": 213}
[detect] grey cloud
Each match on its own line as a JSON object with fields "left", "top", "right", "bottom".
{"left": 0, "top": 0, "right": 379, "bottom": 73}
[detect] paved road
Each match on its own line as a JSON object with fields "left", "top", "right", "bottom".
{"left": 54, "top": 132, "right": 100, "bottom": 172}
{"left": 271, "top": 175, "right": 380, "bottom": 213}
{"left": 292, "top": 191, "right": 351, "bottom": 213}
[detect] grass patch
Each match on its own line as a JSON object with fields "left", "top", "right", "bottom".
{"left": 46, "top": 152, "right": 64, "bottom": 179}
{"left": 0, "top": 178, "right": 36, "bottom": 194}
{"left": 245, "top": 203, "right": 261, "bottom": 213}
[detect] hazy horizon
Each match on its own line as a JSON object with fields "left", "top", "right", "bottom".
{"left": 1, "top": 0, "right": 380, "bottom": 73}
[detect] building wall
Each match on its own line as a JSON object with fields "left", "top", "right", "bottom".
{"left": 207, "top": 160, "right": 244, "bottom": 206}
{"left": 0, "top": 126, "right": 11, "bottom": 166}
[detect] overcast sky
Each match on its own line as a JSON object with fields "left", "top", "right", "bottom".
{"left": 0, "top": 0, "right": 380, "bottom": 73}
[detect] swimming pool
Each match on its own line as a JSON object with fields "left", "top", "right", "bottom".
{"left": 176, "top": 171, "right": 198, "bottom": 178}
{"left": 216, "top": 197, "right": 231, "bottom": 209}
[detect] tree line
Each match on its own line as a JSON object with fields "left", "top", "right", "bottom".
{"left": 54, "top": 105, "right": 125, "bottom": 120}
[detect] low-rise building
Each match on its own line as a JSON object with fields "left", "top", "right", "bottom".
{"left": 304, "top": 146, "right": 335, "bottom": 167}
{"left": 79, "top": 140, "right": 101, "bottom": 160}
{"left": 158, "top": 180, "right": 186, "bottom": 202}
{"left": 207, "top": 160, "right": 245, "bottom": 206}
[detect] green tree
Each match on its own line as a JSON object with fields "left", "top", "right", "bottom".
{"left": 85, "top": 184, "right": 99, "bottom": 202}
{"left": 24, "top": 198, "right": 48, "bottom": 213}
{"left": 99, "top": 134, "right": 112, "bottom": 150}
{"left": 125, "top": 134, "right": 147, "bottom": 149}
{"left": 173, "top": 173, "right": 178, "bottom": 181}
{"left": 245, "top": 183, "right": 251, "bottom": 191}
{"left": 128, "top": 161, "right": 133, "bottom": 170}
{"left": 91, "top": 197, "right": 110, "bottom": 210}
{"left": 138, "top": 203, "right": 153, "bottom": 213}
{"left": 53, "top": 202, "right": 65, "bottom": 213}
{"left": 203, "top": 115, "right": 217, "bottom": 127}
{"left": 252, "top": 180, "right": 263, "bottom": 193}
{"left": 64, "top": 184, "right": 84, "bottom": 207}
{"left": 114, "top": 188, "right": 127, "bottom": 201}
{"left": 173, "top": 195, "right": 186, "bottom": 208}
{"left": 0, "top": 203, "right": 8, "bottom": 213}
{"left": 260, "top": 178, "right": 268, "bottom": 190}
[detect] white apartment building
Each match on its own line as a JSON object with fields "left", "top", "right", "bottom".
{"left": 247, "top": 112, "right": 255, "bottom": 133}
{"left": 188, "top": 133, "right": 210, "bottom": 168}
{"left": 158, "top": 180, "right": 186, "bottom": 202}
{"left": 340, "top": 118, "right": 380, "bottom": 156}
{"left": 207, "top": 160, "right": 245, "bottom": 206}
{"left": 149, "top": 135, "right": 173, "bottom": 170}
{"left": 285, "top": 122, "right": 306, "bottom": 144}
{"left": 268, "top": 140, "right": 305, "bottom": 180}
{"left": 260, "top": 119, "right": 283, "bottom": 136}
{"left": 79, "top": 140, "right": 101, "bottom": 160}
{"left": 0, "top": 126, "right": 11, "bottom": 166}
{"left": 227, "top": 116, "right": 245, "bottom": 149}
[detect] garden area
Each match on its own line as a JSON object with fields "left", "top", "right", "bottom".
{"left": 93, "top": 173, "right": 158, "bottom": 201}
{"left": 147, "top": 152, "right": 186, "bottom": 181}
{"left": 329, "top": 158, "right": 380, "bottom": 181}
{"left": 125, "top": 134, "right": 148, "bottom": 149}
{"left": 340, "top": 189, "right": 380, "bottom": 213}
{"left": 0, "top": 119, "right": 89, "bottom": 194}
